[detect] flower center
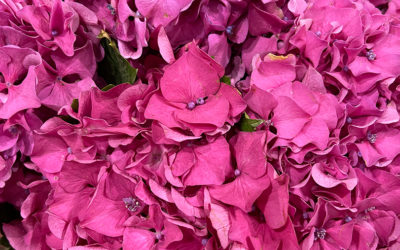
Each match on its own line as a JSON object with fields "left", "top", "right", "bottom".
{"left": 234, "top": 169, "right": 241, "bottom": 176}
{"left": 186, "top": 101, "right": 196, "bottom": 110}
{"left": 314, "top": 228, "right": 326, "bottom": 240}
{"left": 8, "top": 126, "right": 18, "bottom": 135}
{"left": 226, "top": 26, "right": 233, "bottom": 35}
{"left": 106, "top": 4, "right": 116, "bottom": 15}
{"left": 344, "top": 216, "right": 352, "bottom": 223}
{"left": 196, "top": 97, "right": 205, "bottom": 105}
{"left": 155, "top": 231, "right": 163, "bottom": 240}
{"left": 365, "top": 50, "right": 376, "bottom": 61}
{"left": 365, "top": 206, "right": 376, "bottom": 213}
{"left": 187, "top": 97, "right": 206, "bottom": 110}
{"left": 122, "top": 197, "right": 141, "bottom": 212}
{"left": 367, "top": 132, "right": 377, "bottom": 143}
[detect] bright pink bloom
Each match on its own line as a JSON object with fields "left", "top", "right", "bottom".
{"left": 210, "top": 131, "right": 270, "bottom": 212}
{"left": 171, "top": 136, "right": 231, "bottom": 186}
{"left": 145, "top": 43, "right": 246, "bottom": 137}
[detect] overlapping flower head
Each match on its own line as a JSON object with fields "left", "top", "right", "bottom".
{"left": 1, "top": 0, "right": 400, "bottom": 249}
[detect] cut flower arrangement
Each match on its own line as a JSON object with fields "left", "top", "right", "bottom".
{"left": 1, "top": 0, "right": 400, "bottom": 249}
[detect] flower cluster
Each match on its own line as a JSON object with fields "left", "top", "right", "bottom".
{"left": 1, "top": 0, "right": 400, "bottom": 249}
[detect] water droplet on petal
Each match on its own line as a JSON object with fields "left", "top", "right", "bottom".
{"left": 346, "top": 117, "right": 352, "bottom": 123}
{"left": 51, "top": 30, "right": 59, "bottom": 36}
{"left": 201, "top": 238, "right": 208, "bottom": 246}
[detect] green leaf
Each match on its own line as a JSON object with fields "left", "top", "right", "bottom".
{"left": 0, "top": 235, "right": 12, "bottom": 249}
{"left": 97, "top": 30, "right": 138, "bottom": 85}
{"left": 220, "top": 75, "right": 231, "bottom": 85}
{"left": 239, "top": 113, "right": 264, "bottom": 132}
{"left": 101, "top": 84, "right": 116, "bottom": 91}
{"left": 71, "top": 99, "right": 79, "bottom": 113}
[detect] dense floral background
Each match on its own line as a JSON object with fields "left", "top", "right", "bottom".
{"left": 1, "top": 0, "right": 400, "bottom": 249}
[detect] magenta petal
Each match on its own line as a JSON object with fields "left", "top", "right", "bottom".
{"left": 251, "top": 54, "right": 296, "bottom": 91}
{"left": 80, "top": 196, "right": 128, "bottom": 237}
{"left": 144, "top": 93, "right": 183, "bottom": 128}
{"left": 311, "top": 163, "right": 358, "bottom": 190}
{"left": 209, "top": 202, "right": 230, "bottom": 249}
{"left": 148, "top": 179, "right": 173, "bottom": 203}
{"left": 326, "top": 222, "right": 354, "bottom": 249}
{"left": 248, "top": 2, "right": 287, "bottom": 36}
{"left": 40, "top": 77, "right": 95, "bottom": 110}
{"left": 302, "top": 66, "right": 326, "bottom": 94}
{"left": 374, "top": 129, "right": 400, "bottom": 162}
{"left": 50, "top": 0, "right": 65, "bottom": 35}
{"left": 207, "top": 33, "right": 230, "bottom": 68}
{"left": 0, "top": 124, "right": 18, "bottom": 151}
{"left": 184, "top": 136, "right": 231, "bottom": 186}
{"left": 52, "top": 29, "right": 76, "bottom": 57}
{"left": 158, "top": 26, "right": 175, "bottom": 64}
{"left": 210, "top": 174, "right": 270, "bottom": 212}
{"left": 288, "top": 0, "right": 307, "bottom": 15}
{"left": 291, "top": 119, "right": 330, "bottom": 150}
{"left": 272, "top": 96, "right": 309, "bottom": 139}
{"left": 30, "top": 134, "right": 67, "bottom": 174}
{"left": 171, "top": 187, "right": 203, "bottom": 218}
{"left": 258, "top": 175, "right": 289, "bottom": 229}
{"left": 2, "top": 222, "right": 27, "bottom": 250}
{"left": 175, "top": 94, "right": 230, "bottom": 134}
{"left": 231, "top": 131, "right": 267, "bottom": 178}
{"left": 242, "top": 36, "right": 278, "bottom": 73}
{"left": 0, "top": 67, "right": 41, "bottom": 119}
{"left": 136, "top": 0, "right": 193, "bottom": 27}
{"left": 160, "top": 44, "right": 223, "bottom": 103}
{"left": 172, "top": 146, "right": 195, "bottom": 177}
{"left": 123, "top": 228, "right": 155, "bottom": 250}
{"left": 291, "top": 81, "right": 320, "bottom": 116}
{"left": 244, "top": 85, "right": 277, "bottom": 121}
{"left": 356, "top": 142, "right": 384, "bottom": 167}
